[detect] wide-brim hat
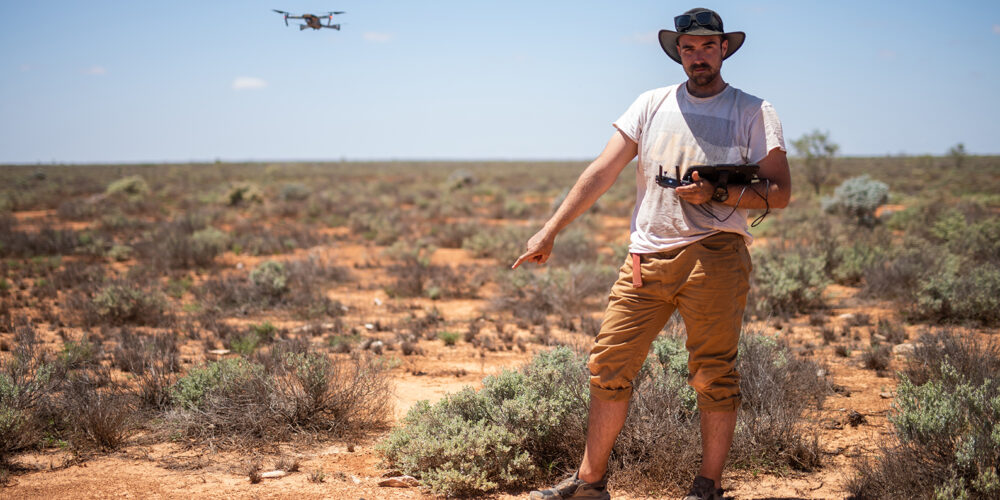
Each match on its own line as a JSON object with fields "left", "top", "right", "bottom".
{"left": 658, "top": 8, "right": 745, "bottom": 64}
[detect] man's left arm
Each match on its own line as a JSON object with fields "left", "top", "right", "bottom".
{"left": 675, "top": 147, "right": 791, "bottom": 209}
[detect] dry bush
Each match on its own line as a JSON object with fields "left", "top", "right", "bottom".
{"left": 274, "top": 454, "right": 300, "bottom": 472}
{"left": 728, "top": 330, "right": 828, "bottom": 472}
{"left": 428, "top": 220, "right": 481, "bottom": 249}
{"left": 52, "top": 261, "right": 106, "bottom": 290}
{"left": 229, "top": 220, "right": 327, "bottom": 256}
{"left": 75, "top": 277, "right": 170, "bottom": 327}
{"left": 462, "top": 224, "right": 533, "bottom": 264}
{"left": 902, "top": 328, "right": 1000, "bottom": 387}
{"left": 0, "top": 216, "right": 80, "bottom": 258}
{"left": 167, "top": 347, "right": 392, "bottom": 447}
{"left": 861, "top": 345, "right": 891, "bottom": 373}
{"left": 875, "top": 318, "right": 907, "bottom": 345}
{"left": 61, "top": 371, "right": 135, "bottom": 451}
{"left": 197, "top": 256, "right": 349, "bottom": 319}
{"left": 112, "top": 329, "right": 182, "bottom": 410}
{"left": 383, "top": 242, "right": 486, "bottom": 300}
{"left": 491, "top": 261, "right": 616, "bottom": 325}
{"left": 0, "top": 326, "right": 63, "bottom": 462}
{"left": 136, "top": 216, "right": 228, "bottom": 269}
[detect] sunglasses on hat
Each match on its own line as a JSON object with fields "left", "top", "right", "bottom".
{"left": 674, "top": 12, "right": 721, "bottom": 32}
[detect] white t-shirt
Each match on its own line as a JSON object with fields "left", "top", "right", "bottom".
{"left": 613, "top": 83, "right": 785, "bottom": 254}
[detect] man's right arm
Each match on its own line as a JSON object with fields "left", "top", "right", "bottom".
{"left": 511, "top": 130, "right": 638, "bottom": 269}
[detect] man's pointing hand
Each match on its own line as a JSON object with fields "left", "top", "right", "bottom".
{"left": 511, "top": 229, "right": 555, "bottom": 269}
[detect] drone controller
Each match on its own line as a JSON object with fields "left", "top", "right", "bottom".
{"left": 655, "top": 163, "right": 760, "bottom": 190}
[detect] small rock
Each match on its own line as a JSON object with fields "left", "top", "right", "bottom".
{"left": 816, "top": 369, "right": 826, "bottom": 377}
{"left": 261, "top": 470, "right": 287, "bottom": 479}
{"left": 374, "top": 297, "right": 383, "bottom": 306}
{"left": 347, "top": 444, "right": 355, "bottom": 452}
{"left": 364, "top": 323, "right": 375, "bottom": 331}
{"left": 378, "top": 475, "right": 419, "bottom": 488}
{"left": 236, "top": 262, "right": 244, "bottom": 270}
{"left": 370, "top": 340, "right": 384, "bottom": 355}
{"left": 892, "top": 343, "right": 915, "bottom": 355}
{"left": 838, "top": 313, "right": 855, "bottom": 322}
{"left": 351, "top": 475, "right": 361, "bottom": 485}
{"left": 880, "top": 392, "right": 893, "bottom": 399}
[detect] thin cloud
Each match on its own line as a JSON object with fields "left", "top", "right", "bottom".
{"left": 993, "top": 24, "right": 1000, "bottom": 35}
{"left": 231, "top": 76, "right": 268, "bottom": 90}
{"left": 623, "top": 31, "right": 658, "bottom": 45}
{"left": 83, "top": 65, "right": 107, "bottom": 75}
{"left": 363, "top": 32, "right": 394, "bottom": 43}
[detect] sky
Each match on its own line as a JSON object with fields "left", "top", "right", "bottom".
{"left": 1, "top": 0, "right": 999, "bottom": 163}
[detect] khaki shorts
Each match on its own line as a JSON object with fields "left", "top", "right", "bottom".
{"left": 587, "top": 232, "right": 752, "bottom": 412}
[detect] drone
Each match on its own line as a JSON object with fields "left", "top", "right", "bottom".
{"left": 272, "top": 10, "right": 345, "bottom": 31}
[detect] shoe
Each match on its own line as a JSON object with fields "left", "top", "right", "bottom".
{"left": 682, "top": 475, "right": 724, "bottom": 500}
{"left": 529, "top": 471, "right": 611, "bottom": 499}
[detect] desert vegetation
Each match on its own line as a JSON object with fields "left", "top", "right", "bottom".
{"left": 0, "top": 154, "right": 998, "bottom": 497}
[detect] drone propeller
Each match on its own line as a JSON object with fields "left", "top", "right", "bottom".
{"left": 273, "top": 9, "right": 290, "bottom": 26}
{"left": 326, "top": 11, "right": 346, "bottom": 16}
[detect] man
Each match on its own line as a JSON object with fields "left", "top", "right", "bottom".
{"left": 512, "top": 8, "right": 791, "bottom": 500}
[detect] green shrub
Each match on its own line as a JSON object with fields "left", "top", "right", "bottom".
{"left": 89, "top": 282, "right": 167, "bottom": 325}
{"left": 58, "top": 337, "right": 98, "bottom": 370}
{"left": 831, "top": 240, "right": 882, "bottom": 286}
{"left": 749, "top": 247, "right": 829, "bottom": 317}
{"left": 227, "top": 183, "right": 263, "bottom": 206}
{"left": 446, "top": 169, "right": 476, "bottom": 190}
{"left": 910, "top": 263, "right": 1000, "bottom": 326}
{"left": 0, "top": 328, "right": 62, "bottom": 461}
{"left": 379, "top": 347, "right": 588, "bottom": 496}
{"left": 462, "top": 225, "right": 532, "bottom": 264}
{"left": 106, "top": 176, "right": 149, "bottom": 198}
{"left": 250, "top": 260, "right": 289, "bottom": 297}
{"left": 280, "top": 183, "right": 311, "bottom": 202}
{"left": 822, "top": 175, "right": 888, "bottom": 227}
{"left": 106, "top": 244, "right": 133, "bottom": 262}
{"left": 229, "top": 322, "right": 278, "bottom": 355}
{"left": 170, "top": 358, "right": 263, "bottom": 411}
{"left": 348, "top": 212, "right": 404, "bottom": 245}
{"left": 190, "top": 227, "right": 229, "bottom": 263}
{"left": 437, "top": 331, "right": 460, "bottom": 346}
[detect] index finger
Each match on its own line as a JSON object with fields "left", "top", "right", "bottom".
{"left": 511, "top": 252, "right": 531, "bottom": 269}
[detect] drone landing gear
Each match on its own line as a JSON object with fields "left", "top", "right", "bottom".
{"left": 299, "top": 25, "right": 308, "bottom": 31}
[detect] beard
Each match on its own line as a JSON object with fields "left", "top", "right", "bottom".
{"left": 685, "top": 62, "right": 720, "bottom": 88}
